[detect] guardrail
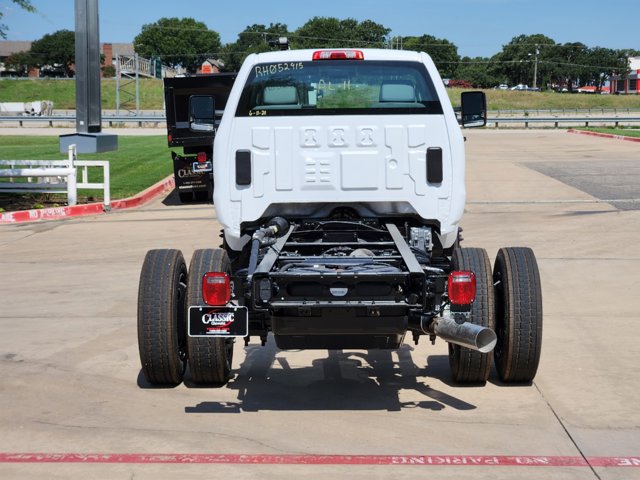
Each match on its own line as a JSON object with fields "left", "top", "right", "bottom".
{"left": 1, "top": 114, "right": 640, "bottom": 129}
{"left": 0, "top": 144, "right": 110, "bottom": 208}
{"left": 488, "top": 116, "right": 640, "bottom": 128}
{"left": 0, "top": 115, "right": 166, "bottom": 128}
{"left": 491, "top": 108, "right": 640, "bottom": 116}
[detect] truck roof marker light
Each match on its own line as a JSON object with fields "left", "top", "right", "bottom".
{"left": 197, "top": 152, "right": 207, "bottom": 163}
{"left": 202, "top": 272, "right": 231, "bottom": 306}
{"left": 312, "top": 50, "right": 364, "bottom": 61}
{"left": 448, "top": 271, "right": 476, "bottom": 305}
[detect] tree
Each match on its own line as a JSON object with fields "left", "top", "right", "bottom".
{"left": 350, "top": 19, "right": 391, "bottom": 48}
{"left": 292, "top": 17, "right": 390, "bottom": 49}
{"left": 496, "top": 34, "right": 556, "bottom": 88}
{"left": 550, "top": 42, "right": 589, "bottom": 91}
{"left": 0, "top": 0, "right": 35, "bottom": 39}
{"left": 584, "top": 47, "right": 629, "bottom": 92}
{"left": 4, "top": 50, "right": 35, "bottom": 76}
{"left": 221, "top": 23, "right": 289, "bottom": 72}
{"left": 29, "top": 29, "right": 75, "bottom": 77}
{"left": 456, "top": 56, "right": 502, "bottom": 88}
{"left": 401, "top": 34, "right": 460, "bottom": 79}
{"left": 134, "top": 17, "right": 221, "bottom": 73}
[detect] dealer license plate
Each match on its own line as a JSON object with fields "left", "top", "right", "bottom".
{"left": 192, "top": 161, "right": 212, "bottom": 173}
{"left": 188, "top": 306, "right": 248, "bottom": 337}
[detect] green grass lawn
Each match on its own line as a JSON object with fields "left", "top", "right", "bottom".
{"left": 0, "top": 78, "right": 165, "bottom": 110}
{"left": 0, "top": 135, "right": 173, "bottom": 210}
{"left": 2, "top": 78, "right": 640, "bottom": 111}
{"left": 448, "top": 89, "right": 640, "bottom": 111}
{"left": 575, "top": 127, "right": 640, "bottom": 138}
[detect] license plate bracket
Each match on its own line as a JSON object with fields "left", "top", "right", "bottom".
{"left": 188, "top": 306, "right": 248, "bottom": 337}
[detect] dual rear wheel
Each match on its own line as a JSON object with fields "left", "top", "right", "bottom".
{"left": 137, "top": 248, "right": 233, "bottom": 387}
{"left": 137, "top": 245, "right": 542, "bottom": 387}
{"left": 448, "top": 247, "right": 543, "bottom": 384}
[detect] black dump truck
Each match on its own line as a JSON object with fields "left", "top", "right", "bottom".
{"left": 163, "top": 73, "right": 236, "bottom": 202}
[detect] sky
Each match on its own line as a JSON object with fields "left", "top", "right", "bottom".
{"left": 1, "top": 0, "right": 638, "bottom": 58}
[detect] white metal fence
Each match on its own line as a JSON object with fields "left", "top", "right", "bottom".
{"left": 0, "top": 144, "right": 110, "bottom": 208}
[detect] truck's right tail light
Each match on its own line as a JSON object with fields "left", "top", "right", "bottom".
{"left": 448, "top": 271, "right": 476, "bottom": 305}
{"left": 202, "top": 272, "right": 230, "bottom": 306}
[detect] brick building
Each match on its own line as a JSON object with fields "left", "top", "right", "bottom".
{"left": 610, "top": 56, "right": 640, "bottom": 95}
{"left": 0, "top": 40, "right": 133, "bottom": 77}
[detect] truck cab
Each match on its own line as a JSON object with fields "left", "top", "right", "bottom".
{"left": 210, "top": 49, "right": 483, "bottom": 252}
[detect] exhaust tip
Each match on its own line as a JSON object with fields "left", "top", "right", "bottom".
{"left": 476, "top": 328, "right": 497, "bottom": 353}
{"left": 433, "top": 316, "right": 497, "bottom": 353}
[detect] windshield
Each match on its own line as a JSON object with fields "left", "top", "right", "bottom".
{"left": 235, "top": 60, "right": 443, "bottom": 117}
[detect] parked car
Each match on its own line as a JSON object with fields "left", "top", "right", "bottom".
{"left": 576, "top": 86, "right": 598, "bottom": 94}
{"left": 511, "top": 84, "right": 540, "bottom": 92}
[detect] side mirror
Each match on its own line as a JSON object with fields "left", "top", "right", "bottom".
{"left": 460, "top": 91, "right": 487, "bottom": 128}
{"left": 189, "top": 95, "right": 216, "bottom": 132}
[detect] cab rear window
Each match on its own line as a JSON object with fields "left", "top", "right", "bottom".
{"left": 235, "top": 60, "right": 443, "bottom": 117}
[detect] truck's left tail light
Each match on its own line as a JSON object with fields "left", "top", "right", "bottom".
{"left": 202, "top": 272, "right": 230, "bottom": 306}
{"left": 448, "top": 271, "right": 476, "bottom": 305}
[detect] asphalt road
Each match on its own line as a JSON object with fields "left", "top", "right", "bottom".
{"left": 0, "top": 130, "right": 639, "bottom": 479}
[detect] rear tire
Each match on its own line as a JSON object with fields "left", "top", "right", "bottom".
{"left": 493, "top": 247, "right": 543, "bottom": 383}
{"left": 448, "top": 247, "right": 495, "bottom": 384}
{"left": 187, "top": 248, "right": 234, "bottom": 385}
{"left": 137, "top": 249, "right": 188, "bottom": 386}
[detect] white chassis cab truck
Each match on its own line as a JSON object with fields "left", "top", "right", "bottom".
{"left": 137, "top": 48, "right": 542, "bottom": 387}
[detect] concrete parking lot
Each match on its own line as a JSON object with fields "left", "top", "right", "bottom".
{"left": 0, "top": 130, "right": 639, "bottom": 479}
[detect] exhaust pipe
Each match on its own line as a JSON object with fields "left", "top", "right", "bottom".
{"left": 433, "top": 316, "right": 497, "bottom": 353}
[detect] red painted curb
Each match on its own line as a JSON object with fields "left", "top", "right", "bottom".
{"left": 0, "top": 453, "right": 639, "bottom": 467}
{"left": 111, "top": 175, "right": 175, "bottom": 210}
{"left": 568, "top": 129, "right": 640, "bottom": 143}
{"left": 0, "top": 175, "right": 175, "bottom": 225}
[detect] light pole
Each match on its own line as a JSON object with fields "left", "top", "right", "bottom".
{"left": 73, "top": 0, "right": 101, "bottom": 134}
{"left": 60, "top": 0, "right": 117, "bottom": 153}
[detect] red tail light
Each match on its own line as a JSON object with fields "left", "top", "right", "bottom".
{"left": 448, "top": 271, "right": 476, "bottom": 305}
{"left": 202, "top": 272, "right": 230, "bottom": 306}
{"left": 168, "top": 134, "right": 172, "bottom": 143}
{"left": 197, "top": 152, "right": 207, "bottom": 163}
{"left": 312, "top": 50, "right": 364, "bottom": 61}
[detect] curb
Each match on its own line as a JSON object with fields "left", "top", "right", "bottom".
{"left": 0, "top": 175, "right": 175, "bottom": 225}
{"left": 568, "top": 129, "right": 640, "bottom": 143}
